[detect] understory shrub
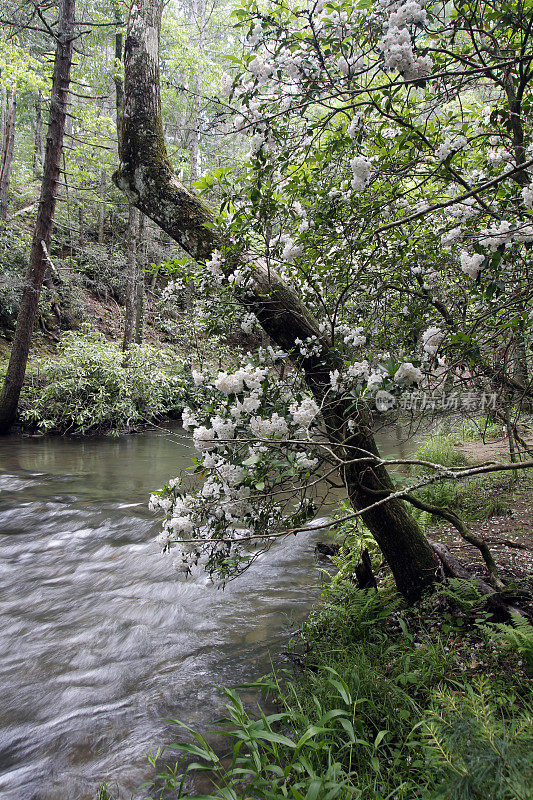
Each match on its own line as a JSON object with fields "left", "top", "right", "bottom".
{"left": 138, "top": 583, "right": 532, "bottom": 800}
{"left": 20, "top": 327, "right": 190, "bottom": 434}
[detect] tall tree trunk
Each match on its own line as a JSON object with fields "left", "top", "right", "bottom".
{"left": 114, "top": 0, "right": 438, "bottom": 601}
{"left": 0, "top": 87, "right": 6, "bottom": 148}
{"left": 78, "top": 203, "right": 84, "bottom": 249}
{"left": 122, "top": 204, "right": 139, "bottom": 351}
{"left": 0, "top": 87, "right": 16, "bottom": 219}
{"left": 0, "top": 0, "right": 76, "bottom": 433}
{"left": 134, "top": 213, "right": 146, "bottom": 344}
{"left": 189, "top": 0, "right": 205, "bottom": 183}
{"left": 97, "top": 168, "right": 106, "bottom": 243}
{"left": 34, "top": 90, "right": 45, "bottom": 179}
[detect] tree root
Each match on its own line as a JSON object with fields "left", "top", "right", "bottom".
{"left": 428, "top": 540, "right": 528, "bottom": 621}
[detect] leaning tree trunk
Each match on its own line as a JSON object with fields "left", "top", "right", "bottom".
{"left": 0, "top": 0, "right": 76, "bottom": 434}
{"left": 114, "top": 0, "right": 438, "bottom": 601}
{"left": 0, "top": 87, "right": 16, "bottom": 219}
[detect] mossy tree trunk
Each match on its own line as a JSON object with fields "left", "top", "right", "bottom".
{"left": 122, "top": 204, "right": 139, "bottom": 352}
{"left": 114, "top": 0, "right": 439, "bottom": 602}
{"left": 0, "top": 0, "right": 76, "bottom": 434}
{"left": 0, "top": 86, "right": 16, "bottom": 220}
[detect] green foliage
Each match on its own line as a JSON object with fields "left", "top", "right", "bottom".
{"left": 413, "top": 433, "right": 469, "bottom": 470}
{"left": 324, "top": 503, "right": 383, "bottom": 593}
{"left": 20, "top": 327, "right": 190, "bottom": 435}
{"left": 480, "top": 613, "right": 533, "bottom": 672}
{"left": 410, "top": 433, "right": 513, "bottom": 523}
{"left": 460, "top": 417, "right": 504, "bottom": 441}
{"left": 139, "top": 585, "right": 531, "bottom": 800}
{"left": 95, "top": 783, "right": 117, "bottom": 800}
{"left": 423, "top": 683, "right": 532, "bottom": 800}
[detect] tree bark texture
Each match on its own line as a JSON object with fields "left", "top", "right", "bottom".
{"left": 34, "top": 90, "right": 45, "bottom": 179}
{"left": 0, "top": 0, "right": 76, "bottom": 433}
{"left": 122, "top": 204, "right": 139, "bottom": 351}
{"left": 189, "top": 0, "right": 205, "bottom": 183}
{"left": 134, "top": 213, "right": 146, "bottom": 344}
{"left": 114, "top": 0, "right": 439, "bottom": 601}
{"left": 98, "top": 168, "right": 106, "bottom": 243}
{"left": 0, "top": 87, "right": 16, "bottom": 219}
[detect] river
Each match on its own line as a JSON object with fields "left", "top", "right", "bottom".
{"left": 0, "top": 423, "right": 417, "bottom": 800}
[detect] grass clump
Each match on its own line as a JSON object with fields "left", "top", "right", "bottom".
{"left": 410, "top": 432, "right": 513, "bottom": 523}
{"left": 140, "top": 582, "right": 532, "bottom": 800}
{"left": 19, "top": 326, "right": 190, "bottom": 435}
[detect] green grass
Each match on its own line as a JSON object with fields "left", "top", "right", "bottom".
{"left": 136, "top": 582, "right": 532, "bottom": 800}
{"left": 410, "top": 432, "right": 514, "bottom": 524}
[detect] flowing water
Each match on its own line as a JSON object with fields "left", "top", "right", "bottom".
{"left": 0, "top": 423, "right": 419, "bottom": 800}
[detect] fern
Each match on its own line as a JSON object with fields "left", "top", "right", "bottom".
{"left": 441, "top": 578, "right": 484, "bottom": 612}
{"left": 481, "top": 613, "right": 533, "bottom": 671}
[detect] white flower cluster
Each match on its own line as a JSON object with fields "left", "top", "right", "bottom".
{"left": 289, "top": 396, "right": 319, "bottom": 428}
{"left": 247, "top": 20, "right": 263, "bottom": 46}
{"left": 440, "top": 226, "right": 462, "bottom": 248}
{"left": 250, "top": 412, "right": 289, "bottom": 438}
{"left": 449, "top": 198, "right": 477, "bottom": 221}
{"left": 221, "top": 72, "right": 233, "bottom": 97}
{"left": 294, "top": 451, "right": 318, "bottom": 470}
{"left": 214, "top": 365, "right": 268, "bottom": 395}
{"left": 480, "top": 220, "right": 513, "bottom": 250}
{"left": 192, "top": 369, "right": 204, "bottom": 386}
{"left": 230, "top": 392, "right": 262, "bottom": 418}
{"left": 435, "top": 135, "right": 467, "bottom": 162}
{"left": 522, "top": 184, "right": 533, "bottom": 209}
{"left": 487, "top": 148, "right": 512, "bottom": 167}
{"left": 379, "top": 25, "right": 432, "bottom": 80}
{"left": 160, "top": 278, "right": 185, "bottom": 302}
{"left": 460, "top": 250, "right": 485, "bottom": 279}
{"left": 240, "top": 312, "right": 258, "bottom": 334}
{"left": 387, "top": 0, "right": 427, "bottom": 28}
{"left": 347, "top": 115, "right": 362, "bottom": 139}
{"left": 206, "top": 249, "right": 224, "bottom": 280}
{"left": 182, "top": 406, "right": 199, "bottom": 429}
{"left": 350, "top": 156, "right": 372, "bottom": 191}
{"left": 330, "top": 362, "right": 383, "bottom": 394}
{"left": 336, "top": 324, "right": 366, "bottom": 347}
{"left": 247, "top": 55, "right": 274, "bottom": 85}
{"left": 280, "top": 234, "right": 303, "bottom": 262}
{"left": 394, "top": 362, "right": 423, "bottom": 385}
{"left": 422, "top": 326, "right": 444, "bottom": 356}
{"left": 295, "top": 336, "right": 323, "bottom": 358}
{"left": 347, "top": 360, "right": 371, "bottom": 380}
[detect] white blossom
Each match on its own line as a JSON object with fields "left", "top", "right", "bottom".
{"left": 182, "top": 406, "right": 199, "bottom": 430}
{"left": 192, "top": 425, "right": 217, "bottom": 452}
{"left": 289, "top": 397, "right": 319, "bottom": 428}
{"left": 394, "top": 362, "right": 423, "bottom": 385}
{"left": 192, "top": 369, "right": 204, "bottom": 387}
{"left": 350, "top": 156, "right": 372, "bottom": 191}
{"left": 422, "top": 326, "right": 444, "bottom": 356}
{"left": 521, "top": 184, "right": 533, "bottom": 209}
{"left": 460, "top": 250, "right": 485, "bottom": 279}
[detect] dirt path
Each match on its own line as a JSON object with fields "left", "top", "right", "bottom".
{"left": 433, "top": 436, "right": 533, "bottom": 581}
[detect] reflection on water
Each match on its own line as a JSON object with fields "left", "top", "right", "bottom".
{"left": 0, "top": 422, "right": 421, "bottom": 800}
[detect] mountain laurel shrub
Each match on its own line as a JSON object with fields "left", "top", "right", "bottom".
{"left": 20, "top": 327, "right": 189, "bottom": 434}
